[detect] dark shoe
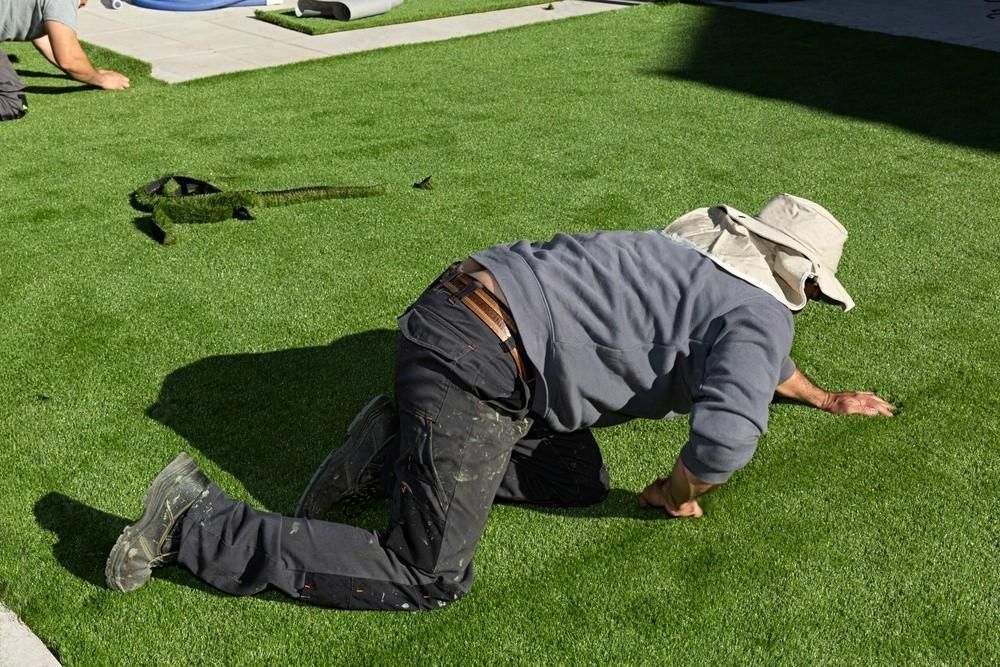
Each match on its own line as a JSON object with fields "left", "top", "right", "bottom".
{"left": 294, "top": 395, "right": 397, "bottom": 518}
{"left": 105, "top": 452, "right": 210, "bottom": 593}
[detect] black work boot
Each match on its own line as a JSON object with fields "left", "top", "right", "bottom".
{"left": 295, "top": 394, "right": 397, "bottom": 519}
{"left": 105, "top": 452, "right": 210, "bottom": 593}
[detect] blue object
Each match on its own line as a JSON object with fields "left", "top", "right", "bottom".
{"left": 131, "top": 0, "right": 266, "bottom": 10}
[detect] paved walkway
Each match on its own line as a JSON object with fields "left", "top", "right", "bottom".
{"left": 78, "top": 0, "right": 639, "bottom": 83}
{"left": 0, "top": 604, "right": 59, "bottom": 667}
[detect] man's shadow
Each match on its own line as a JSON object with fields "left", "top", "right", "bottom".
{"left": 34, "top": 492, "right": 128, "bottom": 589}
{"left": 503, "top": 487, "right": 666, "bottom": 521}
{"left": 14, "top": 62, "right": 91, "bottom": 95}
{"left": 147, "top": 329, "right": 398, "bottom": 512}
{"left": 22, "top": 85, "right": 90, "bottom": 95}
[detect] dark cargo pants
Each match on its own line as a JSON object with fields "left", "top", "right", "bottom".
{"left": 177, "top": 273, "right": 609, "bottom": 610}
{"left": 0, "top": 49, "right": 27, "bottom": 121}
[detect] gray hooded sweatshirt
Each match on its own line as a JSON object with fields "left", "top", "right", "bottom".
{"left": 474, "top": 230, "right": 795, "bottom": 483}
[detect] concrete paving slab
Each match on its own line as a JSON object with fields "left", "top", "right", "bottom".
{"left": 76, "top": 0, "right": 640, "bottom": 83}
{"left": 204, "top": 14, "right": 323, "bottom": 46}
{"left": 0, "top": 604, "right": 59, "bottom": 667}
{"left": 146, "top": 20, "right": 296, "bottom": 52}
{"left": 222, "top": 40, "right": 333, "bottom": 68}
{"left": 84, "top": 27, "right": 188, "bottom": 62}
{"left": 76, "top": 7, "right": 132, "bottom": 33}
{"left": 153, "top": 50, "right": 262, "bottom": 81}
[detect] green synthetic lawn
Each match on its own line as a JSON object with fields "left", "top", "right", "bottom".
{"left": 256, "top": 0, "right": 548, "bottom": 36}
{"left": 2, "top": 3, "right": 999, "bottom": 664}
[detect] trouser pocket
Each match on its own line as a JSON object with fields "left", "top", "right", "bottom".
{"left": 384, "top": 408, "right": 451, "bottom": 573}
{"left": 383, "top": 387, "right": 531, "bottom": 578}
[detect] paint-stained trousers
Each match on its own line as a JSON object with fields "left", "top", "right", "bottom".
{"left": 176, "top": 273, "right": 609, "bottom": 610}
{"left": 0, "top": 49, "right": 27, "bottom": 121}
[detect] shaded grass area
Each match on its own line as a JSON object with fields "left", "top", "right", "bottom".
{"left": 1, "top": 4, "right": 999, "bottom": 665}
{"left": 256, "top": 0, "right": 549, "bottom": 36}
{"left": 668, "top": 4, "right": 1000, "bottom": 152}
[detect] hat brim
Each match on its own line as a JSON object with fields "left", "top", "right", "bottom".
{"left": 814, "top": 267, "right": 855, "bottom": 312}
{"left": 722, "top": 206, "right": 855, "bottom": 311}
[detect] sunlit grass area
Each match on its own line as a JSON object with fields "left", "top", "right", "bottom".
{"left": 1, "top": 3, "right": 997, "bottom": 664}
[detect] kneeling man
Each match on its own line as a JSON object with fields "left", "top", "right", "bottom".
{"left": 1, "top": 0, "right": 129, "bottom": 121}
{"left": 106, "top": 194, "right": 894, "bottom": 610}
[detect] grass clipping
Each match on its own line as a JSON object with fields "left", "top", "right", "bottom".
{"left": 130, "top": 175, "right": 385, "bottom": 245}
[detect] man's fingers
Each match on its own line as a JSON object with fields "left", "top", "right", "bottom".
{"left": 864, "top": 395, "right": 896, "bottom": 416}
{"left": 98, "top": 70, "right": 130, "bottom": 90}
{"left": 839, "top": 391, "right": 897, "bottom": 417}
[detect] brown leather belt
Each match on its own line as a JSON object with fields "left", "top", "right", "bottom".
{"left": 441, "top": 268, "right": 531, "bottom": 382}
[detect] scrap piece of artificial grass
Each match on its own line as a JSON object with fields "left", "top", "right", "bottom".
{"left": 255, "top": 0, "right": 551, "bottom": 36}
{"left": 130, "top": 176, "right": 386, "bottom": 245}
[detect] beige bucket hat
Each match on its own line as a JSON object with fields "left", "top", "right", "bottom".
{"left": 661, "top": 193, "right": 855, "bottom": 312}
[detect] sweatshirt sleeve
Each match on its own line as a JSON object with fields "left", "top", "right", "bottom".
{"left": 679, "top": 300, "right": 794, "bottom": 484}
{"left": 779, "top": 356, "right": 797, "bottom": 384}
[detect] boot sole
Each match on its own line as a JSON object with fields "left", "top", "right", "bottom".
{"left": 105, "top": 452, "right": 202, "bottom": 593}
{"left": 294, "top": 394, "right": 394, "bottom": 518}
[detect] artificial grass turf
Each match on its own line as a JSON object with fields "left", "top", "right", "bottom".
{"left": 255, "top": 0, "right": 549, "bottom": 36}
{"left": 2, "top": 3, "right": 999, "bottom": 664}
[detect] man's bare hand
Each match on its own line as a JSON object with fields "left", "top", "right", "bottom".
{"left": 777, "top": 368, "right": 897, "bottom": 417}
{"left": 92, "top": 70, "right": 130, "bottom": 90}
{"left": 44, "top": 21, "right": 130, "bottom": 90}
{"left": 638, "top": 476, "right": 704, "bottom": 518}
{"left": 822, "top": 391, "right": 896, "bottom": 417}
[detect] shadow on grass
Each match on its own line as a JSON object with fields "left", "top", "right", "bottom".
{"left": 34, "top": 492, "right": 127, "bottom": 589}
{"left": 330, "top": 488, "right": 667, "bottom": 522}
{"left": 660, "top": 5, "right": 1000, "bottom": 151}
{"left": 14, "top": 63, "right": 90, "bottom": 94}
{"left": 22, "top": 84, "right": 90, "bottom": 96}
{"left": 501, "top": 487, "right": 667, "bottom": 520}
{"left": 147, "top": 329, "right": 398, "bottom": 512}
{"left": 13, "top": 69, "right": 66, "bottom": 79}
{"left": 132, "top": 215, "right": 168, "bottom": 244}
